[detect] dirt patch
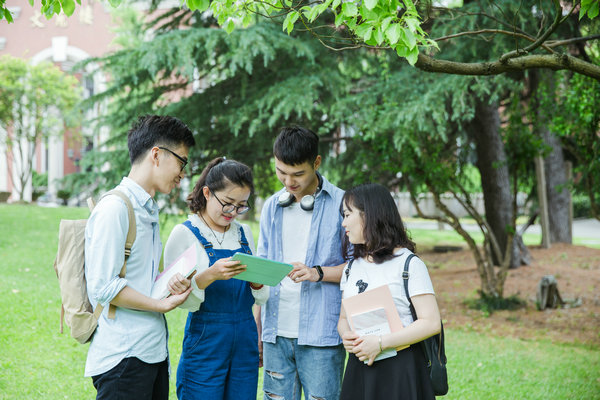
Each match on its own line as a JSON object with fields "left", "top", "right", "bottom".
{"left": 422, "top": 243, "right": 600, "bottom": 346}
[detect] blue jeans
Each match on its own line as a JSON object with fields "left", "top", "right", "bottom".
{"left": 262, "top": 337, "right": 345, "bottom": 400}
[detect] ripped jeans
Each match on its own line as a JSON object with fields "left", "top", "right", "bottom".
{"left": 262, "top": 337, "right": 345, "bottom": 400}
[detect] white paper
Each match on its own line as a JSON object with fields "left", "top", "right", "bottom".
{"left": 351, "top": 307, "right": 398, "bottom": 363}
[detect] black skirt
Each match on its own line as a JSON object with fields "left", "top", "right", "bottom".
{"left": 340, "top": 345, "right": 435, "bottom": 400}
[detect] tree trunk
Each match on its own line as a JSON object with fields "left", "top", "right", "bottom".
{"left": 468, "top": 96, "right": 529, "bottom": 268}
{"left": 531, "top": 70, "right": 573, "bottom": 243}
{"left": 542, "top": 127, "right": 572, "bottom": 243}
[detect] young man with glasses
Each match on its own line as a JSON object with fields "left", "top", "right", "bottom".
{"left": 84, "top": 115, "right": 196, "bottom": 400}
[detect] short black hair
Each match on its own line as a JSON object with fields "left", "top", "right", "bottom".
{"left": 273, "top": 126, "right": 319, "bottom": 166}
{"left": 341, "top": 183, "right": 415, "bottom": 263}
{"left": 187, "top": 157, "right": 254, "bottom": 214}
{"left": 127, "top": 115, "right": 195, "bottom": 165}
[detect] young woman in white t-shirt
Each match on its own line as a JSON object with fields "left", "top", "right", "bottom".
{"left": 337, "top": 183, "right": 441, "bottom": 400}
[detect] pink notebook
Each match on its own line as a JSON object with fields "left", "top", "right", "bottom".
{"left": 151, "top": 245, "right": 198, "bottom": 299}
{"left": 342, "top": 284, "right": 408, "bottom": 351}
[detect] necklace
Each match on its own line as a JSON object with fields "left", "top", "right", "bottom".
{"left": 199, "top": 213, "right": 228, "bottom": 246}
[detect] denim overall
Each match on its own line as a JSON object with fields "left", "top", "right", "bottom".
{"left": 176, "top": 220, "right": 259, "bottom": 400}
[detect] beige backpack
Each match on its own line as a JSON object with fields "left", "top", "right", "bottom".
{"left": 53, "top": 190, "right": 136, "bottom": 344}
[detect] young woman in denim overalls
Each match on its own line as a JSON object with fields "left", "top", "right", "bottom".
{"left": 164, "top": 158, "right": 268, "bottom": 400}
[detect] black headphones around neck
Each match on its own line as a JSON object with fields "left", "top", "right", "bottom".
{"left": 278, "top": 173, "right": 323, "bottom": 211}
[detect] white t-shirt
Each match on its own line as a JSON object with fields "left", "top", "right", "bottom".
{"left": 340, "top": 248, "right": 435, "bottom": 328}
{"left": 277, "top": 201, "right": 312, "bottom": 338}
{"left": 164, "top": 214, "right": 269, "bottom": 311}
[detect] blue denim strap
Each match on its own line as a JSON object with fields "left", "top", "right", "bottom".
{"left": 238, "top": 226, "right": 252, "bottom": 255}
{"left": 182, "top": 220, "right": 217, "bottom": 263}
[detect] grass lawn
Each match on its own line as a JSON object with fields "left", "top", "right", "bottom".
{"left": 1, "top": 204, "right": 598, "bottom": 399}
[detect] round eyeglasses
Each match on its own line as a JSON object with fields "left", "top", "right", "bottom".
{"left": 158, "top": 146, "right": 188, "bottom": 172}
{"left": 210, "top": 189, "right": 250, "bottom": 215}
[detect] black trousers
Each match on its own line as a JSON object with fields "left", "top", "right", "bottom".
{"left": 92, "top": 357, "right": 169, "bottom": 400}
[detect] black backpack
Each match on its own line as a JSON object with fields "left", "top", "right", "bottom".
{"left": 403, "top": 254, "right": 448, "bottom": 396}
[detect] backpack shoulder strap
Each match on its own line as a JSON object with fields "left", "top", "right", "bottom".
{"left": 100, "top": 189, "right": 137, "bottom": 319}
{"left": 402, "top": 253, "right": 418, "bottom": 321}
{"left": 105, "top": 190, "right": 136, "bottom": 260}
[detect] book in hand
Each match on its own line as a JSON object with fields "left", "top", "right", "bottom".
{"left": 151, "top": 244, "right": 198, "bottom": 299}
{"left": 230, "top": 253, "right": 293, "bottom": 287}
{"left": 342, "top": 284, "right": 408, "bottom": 361}
{"left": 351, "top": 307, "right": 397, "bottom": 363}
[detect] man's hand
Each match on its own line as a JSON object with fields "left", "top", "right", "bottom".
{"left": 157, "top": 287, "right": 193, "bottom": 313}
{"left": 288, "top": 262, "right": 318, "bottom": 283}
{"left": 167, "top": 271, "right": 194, "bottom": 295}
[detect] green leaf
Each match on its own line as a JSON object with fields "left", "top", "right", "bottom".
{"left": 588, "top": 2, "right": 599, "bottom": 19}
{"left": 363, "top": 26, "right": 373, "bottom": 41}
{"left": 385, "top": 23, "right": 401, "bottom": 45}
{"left": 332, "top": 0, "right": 341, "bottom": 10}
{"left": 395, "top": 43, "right": 409, "bottom": 57}
{"left": 224, "top": 18, "right": 235, "bottom": 34}
{"left": 381, "top": 16, "right": 393, "bottom": 33}
{"left": 300, "top": 5, "right": 312, "bottom": 18}
{"left": 283, "top": 11, "right": 299, "bottom": 33}
{"left": 364, "top": 0, "right": 377, "bottom": 11}
{"left": 334, "top": 12, "right": 344, "bottom": 27}
{"left": 355, "top": 23, "right": 370, "bottom": 39}
{"left": 360, "top": 4, "right": 378, "bottom": 20}
{"left": 60, "top": 0, "right": 75, "bottom": 16}
{"left": 406, "top": 45, "right": 419, "bottom": 65}
{"left": 374, "top": 26, "right": 385, "bottom": 45}
{"left": 403, "top": 27, "right": 416, "bottom": 49}
{"left": 342, "top": 2, "right": 358, "bottom": 17}
{"left": 198, "top": 0, "right": 210, "bottom": 12}
{"left": 308, "top": 6, "right": 321, "bottom": 22}
{"left": 107, "top": 0, "right": 122, "bottom": 8}
{"left": 405, "top": 16, "right": 420, "bottom": 32}
{"left": 3, "top": 7, "right": 13, "bottom": 22}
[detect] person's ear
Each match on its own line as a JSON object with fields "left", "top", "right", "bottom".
{"left": 314, "top": 155, "right": 322, "bottom": 170}
{"left": 150, "top": 146, "right": 160, "bottom": 166}
{"left": 202, "top": 186, "right": 210, "bottom": 201}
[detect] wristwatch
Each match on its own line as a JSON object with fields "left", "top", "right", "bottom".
{"left": 314, "top": 265, "right": 324, "bottom": 282}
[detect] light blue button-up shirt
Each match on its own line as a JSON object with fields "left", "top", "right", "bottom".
{"left": 84, "top": 177, "right": 167, "bottom": 377}
{"left": 258, "top": 174, "right": 345, "bottom": 346}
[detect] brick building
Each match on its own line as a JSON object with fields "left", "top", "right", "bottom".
{"left": 0, "top": 1, "right": 116, "bottom": 202}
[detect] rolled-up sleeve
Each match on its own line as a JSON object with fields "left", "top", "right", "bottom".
{"left": 85, "top": 197, "right": 129, "bottom": 308}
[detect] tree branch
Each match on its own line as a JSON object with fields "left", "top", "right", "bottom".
{"left": 546, "top": 34, "right": 600, "bottom": 48}
{"left": 415, "top": 53, "right": 600, "bottom": 81}
{"left": 499, "top": 0, "right": 575, "bottom": 62}
{"left": 433, "top": 29, "right": 554, "bottom": 53}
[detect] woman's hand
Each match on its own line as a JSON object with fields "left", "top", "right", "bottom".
{"left": 352, "top": 335, "right": 381, "bottom": 366}
{"left": 209, "top": 257, "right": 247, "bottom": 280}
{"left": 341, "top": 330, "right": 359, "bottom": 352}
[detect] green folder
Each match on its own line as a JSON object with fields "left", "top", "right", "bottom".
{"left": 231, "top": 253, "right": 293, "bottom": 286}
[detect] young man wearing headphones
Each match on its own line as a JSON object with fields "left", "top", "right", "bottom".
{"left": 257, "top": 126, "right": 347, "bottom": 400}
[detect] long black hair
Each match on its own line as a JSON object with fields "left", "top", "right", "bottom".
{"left": 341, "top": 183, "right": 415, "bottom": 264}
{"left": 187, "top": 157, "right": 254, "bottom": 213}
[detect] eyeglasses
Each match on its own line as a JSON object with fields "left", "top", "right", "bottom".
{"left": 210, "top": 189, "right": 250, "bottom": 215}
{"left": 158, "top": 146, "right": 188, "bottom": 172}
